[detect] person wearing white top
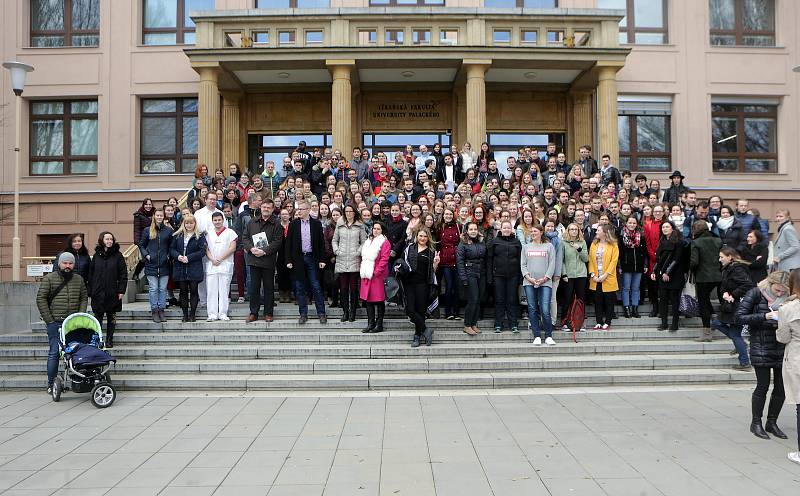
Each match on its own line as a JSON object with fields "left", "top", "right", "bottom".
{"left": 193, "top": 193, "right": 220, "bottom": 307}
{"left": 205, "top": 211, "right": 238, "bottom": 321}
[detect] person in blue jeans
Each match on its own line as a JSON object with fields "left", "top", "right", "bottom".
{"left": 35, "top": 252, "right": 87, "bottom": 393}
{"left": 285, "top": 199, "right": 328, "bottom": 324}
{"left": 521, "top": 223, "right": 556, "bottom": 345}
{"left": 715, "top": 247, "right": 755, "bottom": 369}
{"left": 137, "top": 209, "right": 174, "bottom": 323}
{"left": 618, "top": 216, "right": 647, "bottom": 319}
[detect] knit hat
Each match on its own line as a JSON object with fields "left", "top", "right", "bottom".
{"left": 58, "top": 252, "right": 76, "bottom": 265}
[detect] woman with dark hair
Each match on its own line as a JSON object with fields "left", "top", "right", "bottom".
{"left": 717, "top": 205, "right": 745, "bottom": 251}
{"left": 399, "top": 228, "right": 440, "bottom": 347}
{"left": 643, "top": 204, "right": 665, "bottom": 317}
{"left": 54, "top": 233, "right": 91, "bottom": 285}
{"left": 777, "top": 269, "right": 800, "bottom": 465}
{"left": 487, "top": 219, "right": 522, "bottom": 333}
{"left": 436, "top": 208, "right": 461, "bottom": 320}
{"left": 333, "top": 204, "right": 366, "bottom": 322}
{"left": 690, "top": 220, "right": 722, "bottom": 342}
{"left": 652, "top": 220, "right": 687, "bottom": 331}
{"left": 618, "top": 216, "right": 647, "bottom": 319}
{"left": 736, "top": 271, "right": 790, "bottom": 441}
{"left": 132, "top": 198, "right": 154, "bottom": 279}
{"left": 457, "top": 222, "right": 487, "bottom": 335}
{"left": 741, "top": 229, "right": 769, "bottom": 284}
{"left": 713, "top": 247, "right": 754, "bottom": 369}
{"left": 88, "top": 231, "right": 127, "bottom": 348}
{"left": 359, "top": 221, "right": 391, "bottom": 333}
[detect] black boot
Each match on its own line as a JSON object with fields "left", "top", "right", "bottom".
{"left": 623, "top": 306, "right": 631, "bottom": 319}
{"left": 751, "top": 394, "right": 770, "bottom": 439}
{"left": 349, "top": 290, "right": 358, "bottom": 322}
{"left": 181, "top": 307, "right": 189, "bottom": 323}
{"left": 362, "top": 303, "right": 376, "bottom": 333}
{"left": 670, "top": 313, "right": 680, "bottom": 332}
{"left": 371, "top": 303, "right": 385, "bottom": 333}
{"left": 340, "top": 294, "right": 349, "bottom": 323}
{"left": 423, "top": 327, "right": 433, "bottom": 346}
{"left": 411, "top": 335, "right": 421, "bottom": 348}
{"left": 631, "top": 306, "right": 640, "bottom": 318}
{"left": 765, "top": 394, "right": 788, "bottom": 439}
{"left": 189, "top": 296, "right": 198, "bottom": 323}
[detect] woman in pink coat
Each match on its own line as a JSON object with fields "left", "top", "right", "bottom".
{"left": 360, "top": 221, "right": 391, "bottom": 333}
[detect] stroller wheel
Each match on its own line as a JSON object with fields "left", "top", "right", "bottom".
{"left": 52, "top": 377, "right": 63, "bottom": 402}
{"left": 91, "top": 383, "right": 116, "bottom": 408}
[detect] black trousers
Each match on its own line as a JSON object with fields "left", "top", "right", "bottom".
{"left": 594, "top": 283, "right": 615, "bottom": 325}
{"left": 493, "top": 275, "right": 520, "bottom": 329}
{"left": 695, "top": 282, "right": 719, "bottom": 328}
{"left": 646, "top": 276, "right": 659, "bottom": 307}
{"left": 94, "top": 312, "right": 116, "bottom": 339}
{"left": 249, "top": 265, "right": 275, "bottom": 316}
{"left": 405, "top": 282, "right": 429, "bottom": 336}
{"left": 179, "top": 281, "right": 199, "bottom": 316}
{"left": 463, "top": 276, "right": 484, "bottom": 327}
{"left": 753, "top": 366, "right": 785, "bottom": 422}
{"left": 658, "top": 287, "right": 681, "bottom": 326}
{"left": 560, "top": 276, "right": 587, "bottom": 323}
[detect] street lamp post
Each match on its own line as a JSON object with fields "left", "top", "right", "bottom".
{"left": 2, "top": 61, "right": 34, "bottom": 282}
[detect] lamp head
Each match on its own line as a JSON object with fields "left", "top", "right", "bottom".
{"left": 2, "top": 61, "right": 35, "bottom": 96}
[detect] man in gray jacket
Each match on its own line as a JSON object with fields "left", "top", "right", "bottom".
{"left": 243, "top": 199, "right": 284, "bottom": 322}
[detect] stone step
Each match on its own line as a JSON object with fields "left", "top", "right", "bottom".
{"left": 0, "top": 353, "right": 741, "bottom": 375}
{"left": 0, "top": 368, "right": 753, "bottom": 391}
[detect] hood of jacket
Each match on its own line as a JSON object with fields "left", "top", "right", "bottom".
{"left": 94, "top": 243, "right": 121, "bottom": 257}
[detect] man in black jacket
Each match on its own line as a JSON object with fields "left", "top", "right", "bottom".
{"left": 435, "top": 153, "right": 464, "bottom": 191}
{"left": 285, "top": 199, "right": 327, "bottom": 324}
{"left": 386, "top": 204, "right": 408, "bottom": 262}
{"left": 243, "top": 199, "right": 283, "bottom": 323}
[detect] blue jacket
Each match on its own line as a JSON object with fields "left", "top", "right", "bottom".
{"left": 138, "top": 224, "right": 173, "bottom": 278}
{"left": 170, "top": 234, "right": 207, "bottom": 282}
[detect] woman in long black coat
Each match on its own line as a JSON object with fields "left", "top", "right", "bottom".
{"left": 88, "top": 232, "right": 127, "bottom": 348}
{"left": 651, "top": 220, "right": 687, "bottom": 331}
{"left": 736, "top": 270, "right": 791, "bottom": 440}
{"left": 740, "top": 229, "right": 769, "bottom": 285}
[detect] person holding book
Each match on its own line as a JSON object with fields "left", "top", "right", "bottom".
{"left": 243, "top": 199, "right": 284, "bottom": 322}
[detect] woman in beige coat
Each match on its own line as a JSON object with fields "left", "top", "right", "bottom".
{"left": 777, "top": 270, "right": 800, "bottom": 466}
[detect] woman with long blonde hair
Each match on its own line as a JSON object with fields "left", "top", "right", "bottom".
{"left": 170, "top": 213, "right": 207, "bottom": 322}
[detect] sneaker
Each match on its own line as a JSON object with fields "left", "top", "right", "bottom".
{"left": 494, "top": 327, "right": 502, "bottom": 334}
{"left": 237, "top": 297, "right": 245, "bottom": 304}
{"left": 46, "top": 385, "right": 52, "bottom": 394}
{"left": 446, "top": 315, "right": 455, "bottom": 320}
{"left": 593, "top": 324, "right": 602, "bottom": 330}
{"left": 601, "top": 324, "right": 610, "bottom": 331}
{"left": 579, "top": 328, "right": 587, "bottom": 332}
{"left": 789, "top": 452, "right": 800, "bottom": 465}
{"left": 732, "top": 363, "right": 752, "bottom": 371}
{"left": 512, "top": 327, "right": 519, "bottom": 334}
{"left": 533, "top": 337, "right": 542, "bottom": 346}
{"left": 561, "top": 324, "right": 569, "bottom": 331}
{"left": 219, "top": 315, "right": 230, "bottom": 321}
{"left": 206, "top": 315, "right": 217, "bottom": 322}
{"left": 545, "top": 337, "right": 556, "bottom": 346}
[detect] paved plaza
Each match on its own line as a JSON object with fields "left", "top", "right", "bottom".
{"left": 0, "top": 387, "right": 798, "bottom": 496}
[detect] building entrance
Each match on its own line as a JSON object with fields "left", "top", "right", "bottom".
{"left": 247, "top": 133, "right": 333, "bottom": 174}
{"left": 362, "top": 132, "right": 452, "bottom": 159}
{"left": 487, "top": 133, "right": 566, "bottom": 176}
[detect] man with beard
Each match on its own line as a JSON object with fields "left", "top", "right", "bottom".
{"left": 37, "top": 252, "right": 88, "bottom": 394}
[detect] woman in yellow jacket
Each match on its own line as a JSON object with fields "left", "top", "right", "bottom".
{"left": 588, "top": 224, "right": 620, "bottom": 330}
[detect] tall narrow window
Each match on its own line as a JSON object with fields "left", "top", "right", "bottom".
{"left": 712, "top": 102, "right": 777, "bottom": 172}
{"left": 30, "top": 0, "right": 100, "bottom": 47}
{"left": 143, "top": 0, "right": 214, "bottom": 45}
{"left": 30, "top": 100, "right": 99, "bottom": 175}
{"left": 618, "top": 98, "right": 672, "bottom": 172}
{"left": 598, "top": 0, "right": 668, "bottom": 45}
{"left": 709, "top": 0, "right": 775, "bottom": 46}
{"left": 141, "top": 98, "right": 198, "bottom": 174}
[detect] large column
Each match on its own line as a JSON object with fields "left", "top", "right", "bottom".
{"left": 197, "top": 65, "right": 220, "bottom": 169}
{"left": 571, "top": 91, "right": 593, "bottom": 156}
{"left": 327, "top": 60, "right": 355, "bottom": 153}
{"left": 596, "top": 64, "right": 621, "bottom": 165}
{"left": 464, "top": 60, "right": 490, "bottom": 148}
{"left": 221, "top": 92, "right": 241, "bottom": 169}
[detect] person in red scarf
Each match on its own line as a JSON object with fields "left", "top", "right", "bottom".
{"left": 619, "top": 216, "right": 648, "bottom": 318}
{"left": 643, "top": 204, "right": 665, "bottom": 317}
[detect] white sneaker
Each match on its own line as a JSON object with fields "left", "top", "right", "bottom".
{"left": 206, "top": 315, "right": 217, "bottom": 322}
{"left": 219, "top": 315, "right": 230, "bottom": 321}
{"left": 533, "top": 337, "right": 542, "bottom": 346}
{"left": 789, "top": 452, "right": 800, "bottom": 465}
{"left": 601, "top": 324, "right": 610, "bottom": 330}
{"left": 236, "top": 297, "right": 245, "bottom": 304}
{"left": 545, "top": 337, "right": 556, "bottom": 346}
{"left": 593, "top": 324, "right": 602, "bottom": 330}
{"left": 561, "top": 324, "right": 569, "bottom": 331}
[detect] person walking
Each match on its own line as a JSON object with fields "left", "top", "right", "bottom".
{"left": 690, "top": 220, "right": 723, "bottom": 342}
{"left": 457, "top": 222, "right": 487, "bottom": 336}
{"left": 243, "top": 200, "right": 284, "bottom": 322}
{"left": 589, "top": 224, "right": 620, "bottom": 330}
{"left": 777, "top": 270, "right": 800, "bottom": 465}
{"left": 437, "top": 209, "right": 461, "bottom": 320}
{"left": 286, "top": 199, "right": 328, "bottom": 324}
{"left": 618, "top": 216, "right": 646, "bottom": 319}
{"left": 333, "top": 204, "right": 367, "bottom": 322}
{"left": 138, "top": 209, "right": 173, "bottom": 323}
{"left": 736, "top": 271, "right": 790, "bottom": 441}
{"left": 773, "top": 209, "right": 800, "bottom": 272}
{"left": 560, "top": 223, "right": 589, "bottom": 331}
{"left": 521, "top": 223, "right": 556, "bottom": 345}
{"left": 88, "top": 232, "right": 126, "bottom": 348}
{"left": 399, "top": 228, "right": 440, "bottom": 347}
{"left": 652, "top": 220, "right": 686, "bottom": 331}
{"left": 714, "top": 247, "right": 754, "bottom": 370}
{"left": 359, "top": 221, "right": 391, "bottom": 333}
{"left": 487, "top": 220, "right": 522, "bottom": 334}
{"left": 205, "top": 212, "right": 238, "bottom": 321}
{"left": 170, "top": 213, "right": 206, "bottom": 323}
{"left": 37, "top": 252, "right": 87, "bottom": 394}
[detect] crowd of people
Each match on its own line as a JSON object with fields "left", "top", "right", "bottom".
{"left": 36, "top": 140, "right": 800, "bottom": 462}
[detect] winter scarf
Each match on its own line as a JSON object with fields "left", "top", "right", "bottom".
{"left": 716, "top": 216, "right": 735, "bottom": 231}
{"left": 360, "top": 234, "right": 387, "bottom": 280}
{"left": 621, "top": 226, "right": 642, "bottom": 248}
{"left": 668, "top": 214, "right": 686, "bottom": 231}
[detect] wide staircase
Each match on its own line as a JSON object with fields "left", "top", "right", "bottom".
{"left": 0, "top": 299, "right": 753, "bottom": 391}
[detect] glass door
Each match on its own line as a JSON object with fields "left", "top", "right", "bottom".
{"left": 487, "top": 132, "right": 566, "bottom": 177}
{"left": 247, "top": 133, "right": 332, "bottom": 174}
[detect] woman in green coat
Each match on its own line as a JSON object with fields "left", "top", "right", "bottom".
{"left": 690, "top": 221, "right": 723, "bottom": 342}
{"left": 560, "top": 223, "right": 589, "bottom": 331}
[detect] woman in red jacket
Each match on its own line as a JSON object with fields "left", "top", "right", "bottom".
{"left": 643, "top": 204, "right": 665, "bottom": 317}
{"left": 437, "top": 208, "right": 462, "bottom": 320}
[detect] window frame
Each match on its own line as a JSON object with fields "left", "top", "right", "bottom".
{"left": 139, "top": 97, "right": 198, "bottom": 175}
{"left": 615, "top": 0, "right": 669, "bottom": 45}
{"left": 368, "top": 0, "right": 445, "bottom": 5}
{"left": 30, "top": 0, "right": 100, "bottom": 47}
{"left": 142, "top": 0, "right": 197, "bottom": 45}
{"left": 256, "top": 0, "right": 330, "bottom": 6}
{"left": 485, "top": 0, "right": 558, "bottom": 6}
{"left": 711, "top": 103, "right": 778, "bottom": 173}
{"left": 709, "top": 0, "right": 775, "bottom": 46}
{"left": 618, "top": 114, "right": 672, "bottom": 173}
{"left": 29, "top": 99, "right": 99, "bottom": 176}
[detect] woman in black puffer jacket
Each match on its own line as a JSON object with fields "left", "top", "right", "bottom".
{"left": 713, "top": 247, "right": 754, "bottom": 368}
{"left": 457, "top": 222, "right": 487, "bottom": 336}
{"left": 735, "top": 270, "right": 791, "bottom": 440}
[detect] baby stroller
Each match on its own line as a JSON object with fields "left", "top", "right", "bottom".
{"left": 51, "top": 313, "right": 117, "bottom": 408}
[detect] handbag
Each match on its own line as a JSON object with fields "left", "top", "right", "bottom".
{"left": 384, "top": 276, "right": 402, "bottom": 305}
{"left": 562, "top": 296, "right": 585, "bottom": 343}
{"left": 679, "top": 281, "right": 699, "bottom": 318}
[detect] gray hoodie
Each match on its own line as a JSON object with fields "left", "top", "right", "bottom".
{"left": 520, "top": 241, "right": 555, "bottom": 287}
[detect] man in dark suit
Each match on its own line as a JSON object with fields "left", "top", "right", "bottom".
{"left": 435, "top": 153, "right": 464, "bottom": 192}
{"left": 285, "top": 199, "right": 327, "bottom": 324}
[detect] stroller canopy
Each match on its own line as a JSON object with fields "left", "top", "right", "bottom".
{"left": 62, "top": 313, "right": 102, "bottom": 341}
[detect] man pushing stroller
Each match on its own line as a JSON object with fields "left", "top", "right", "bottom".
{"left": 37, "top": 252, "right": 87, "bottom": 394}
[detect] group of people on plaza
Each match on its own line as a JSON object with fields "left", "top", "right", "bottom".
{"left": 34, "top": 139, "right": 800, "bottom": 464}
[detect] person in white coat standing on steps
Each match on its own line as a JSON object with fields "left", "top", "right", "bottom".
{"left": 205, "top": 211, "right": 237, "bottom": 321}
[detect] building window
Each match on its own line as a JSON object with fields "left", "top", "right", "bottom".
{"left": 305, "top": 30, "right": 323, "bottom": 44}
{"left": 30, "top": 100, "right": 98, "bottom": 176}
{"left": 493, "top": 30, "right": 511, "bottom": 44}
{"left": 618, "top": 98, "right": 672, "bottom": 172}
{"left": 709, "top": 0, "right": 774, "bottom": 46}
{"left": 279, "top": 30, "right": 296, "bottom": 45}
{"left": 143, "top": 0, "right": 214, "bottom": 45}
{"left": 140, "top": 98, "right": 198, "bottom": 174}
{"left": 385, "top": 29, "right": 404, "bottom": 44}
{"left": 359, "top": 30, "right": 377, "bottom": 45}
{"left": 257, "top": 0, "right": 330, "bottom": 6}
{"left": 573, "top": 30, "right": 590, "bottom": 46}
{"left": 440, "top": 29, "right": 458, "bottom": 45}
{"left": 250, "top": 134, "right": 332, "bottom": 173}
{"left": 598, "top": 0, "right": 668, "bottom": 45}
{"left": 712, "top": 103, "right": 777, "bottom": 172}
{"left": 369, "top": 0, "right": 445, "bottom": 5}
{"left": 30, "top": 0, "right": 100, "bottom": 47}
{"left": 253, "top": 31, "right": 269, "bottom": 44}
{"left": 521, "top": 30, "right": 538, "bottom": 44}
{"left": 547, "top": 30, "right": 564, "bottom": 45}
{"left": 225, "top": 31, "right": 244, "bottom": 47}
{"left": 484, "top": 0, "right": 557, "bottom": 6}
{"left": 412, "top": 29, "right": 431, "bottom": 45}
